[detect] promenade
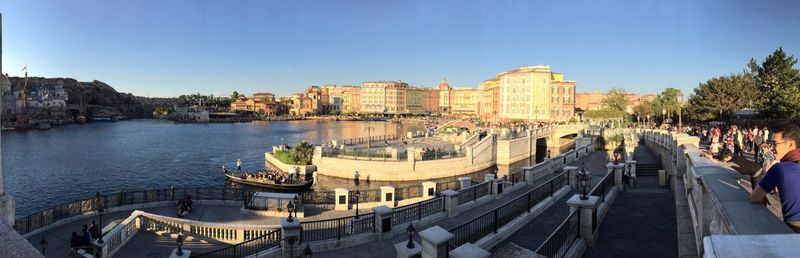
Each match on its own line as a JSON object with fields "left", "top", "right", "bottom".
{"left": 25, "top": 204, "right": 370, "bottom": 258}
{"left": 315, "top": 150, "right": 608, "bottom": 258}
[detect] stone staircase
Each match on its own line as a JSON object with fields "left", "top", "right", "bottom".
{"left": 636, "top": 163, "right": 662, "bottom": 177}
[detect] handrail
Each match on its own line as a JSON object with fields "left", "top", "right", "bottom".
{"left": 534, "top": 210, "right": 579, "bottom": 258}
{"left": 448, "top": 171, "right": 569, "bottom": 248}
{"left": 190, "top": 229, "right": 281, "bottom": 257}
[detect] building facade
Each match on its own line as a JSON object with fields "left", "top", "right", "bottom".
{"left": 494, "top": 65, "right": 577, "bottom": 122}
{"left": 480, "top": 79, "right": 499, "bottom": 122}
{"left": 360, "top": 81, "right": 408, "bottom": 114}
{"left": 450, "top": 88, "right": 481, "bottom": 116}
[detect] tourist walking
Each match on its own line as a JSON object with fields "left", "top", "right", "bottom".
{"left": 750, "top": 123, "right": 800, "bottom": 232}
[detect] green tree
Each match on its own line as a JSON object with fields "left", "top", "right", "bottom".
{"left": 257, "top": 108, "right": 266, "bottom": 118}
{"left": 601, "top": 88, "right": 628, "bottom": 113}
{"left": 632, "top": 100, "right": 655, "bottom": 122}
{"left": 750, "top": 48, "right": 800, "bottom": 119}
{"left": 231, "top": 91, "right": 241, "bottom": 100}
{"left": 686, "top": 73, "right": 757, "bottom": 121}
{"left": 293, "top": 141, "right": 315, "bottom": 165}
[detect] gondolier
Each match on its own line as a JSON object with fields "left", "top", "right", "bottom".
{"left": 236, "top": 159, "right": 243, "bottom": 172}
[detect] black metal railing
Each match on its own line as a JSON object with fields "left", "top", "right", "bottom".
{"left": 448, "top": 172, "right": 569, "bottom": 249}
{"left": 14, "top": 187, "right": 253, "bottom": 235}
{"left": 510, "top": 170, "right": 525, "bottom": 186}
{"left": 349, "top": 189, "right": 381, "bottom": 203}
{"left": 395, "top": 185, "right": 423, "bottom": 200}
{"left": 390, "top": 197, "right": 445, "bottom": 226}
{"left": 301, "top": 191, "right": 335, "bottom": 204}
{"left": 321, "top": 148, "right": 395, "bottom": 160}
{"left": 299, "top": 213, "right": 375, "bottom": 243}
{"left": 456, "top": 181, "right": 492, "bottom": 205}
{"left": 191, "top": 229, "right": 281, "bottom": 257}
{"left": 338, "top": 134, "right": 400, "bottom": 146}
{"left": 534, "top": 210, "right": 580, "bottom": 258}
{"left": 589, "top": 171, "right": 614, "bottom": 203}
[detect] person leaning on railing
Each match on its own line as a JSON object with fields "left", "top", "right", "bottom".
{"left": 750, "top": 123, "right": 800, "bottom": 233}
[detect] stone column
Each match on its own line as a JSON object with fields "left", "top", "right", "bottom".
{"left": 442, "top": 190, "right": 460, "bottom": 217}
{"left": 373, "top": 205, "right": 393, "bottom": 240}
{"left": 334, "top": 188, "right": 349, "bottom": 211}
{"left": 395, "top": 238, "right": 422, "bottom": 258}
{"left": 563, "top": 166, "right": 578, "bottom": 192}
{"left": 280, "top": 218, "right": 302, "bottom": 258}
{"left": 483, "top": 173, "right": 496, "bottom": 183}
{"left": 449, "top": 243, "right": 491, "bottom": 258}
{"left": 381, "top": 186, "right": 396, "bottom": 208}
{"left": 607, "top": 163, "right": 624, "bottom": 192}
{"left": 419, "top": 226, "right": 454, "bottom": 258}
{"left": 422, "top": 182, "right": 436, "bottom": 199}
{"left": 458, "top": 177, "right": 472, "bottom": 190}
{"left": 567, "top": 194, "right": 601, "bottom": 246}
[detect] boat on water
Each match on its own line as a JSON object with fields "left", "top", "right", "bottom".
{"left": 223, "top": 167, "right": 313, "bottom": 191}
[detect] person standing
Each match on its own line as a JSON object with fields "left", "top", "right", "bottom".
{"left": 750, "top": 123, "right": 800, "bottom": 232}
{"left": 236, "top": 159, "right": 243, "bottom": 172}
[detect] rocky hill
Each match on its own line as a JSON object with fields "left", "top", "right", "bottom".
{"left": 7, "top": 77, "right": 162, "bottom": 118}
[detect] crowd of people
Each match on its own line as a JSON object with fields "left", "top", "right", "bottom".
{"left": 238, "top": 169, "right": 296, "bottom": 184}
{"left": 69, "top": 220, "right": 102, "bottom": 254}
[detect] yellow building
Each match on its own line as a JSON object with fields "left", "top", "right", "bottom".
{"left": 480, "top": 79, "right": 499, "bottom": 122}
{"left": 437, "top": 79, "right": 451, "bottom": 114}
{"left": 406, "top": 86, "right": 431, "bottom": 115}
{"left": 361, "top": 81, "right": 408, "bottom": 114}
{"left": 341, "top": 86, "right": 362, "bottom": 114}
{"left": 496, "top": 65, "right": 577, "bottom": 122}
{"left": 229, "top": 93, "right": 277, "bottom": 115}
{"left": 450, "top": 87, "right": 481, "bottom": 116}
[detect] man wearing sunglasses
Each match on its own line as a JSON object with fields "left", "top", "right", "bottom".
{"left": 750, "top": 123, "right": 800, "bottom": 232}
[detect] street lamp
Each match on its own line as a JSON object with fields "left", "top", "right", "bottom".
{"left": 303, "top": 243, "right": 313, "bottom": 258}
{"left": 39, "top": 236, "right": 48, "bottom": 255}
{"left": 577, "top": 164, "right": 590, "bottom": 200}
{"left": 406, "top": 222, "right": 417, "bottom": 249}
{"left": 96, "top": 191, "right": 105, "bottom": 244}
{"left": 354, "top": 171, "right": 361, "bottom": 219}
{"left": 287, "top": 199, "right": 296, "bottom": 222}
{"left": 176, "top": 234, "right": 185, "bottom": 256}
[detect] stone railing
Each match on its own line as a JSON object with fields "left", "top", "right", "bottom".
{"left": 642, "top": 129, "right": 794, "bottom": 257}
{"left": 95, "top": 210, "right": 281, "bottom": 258}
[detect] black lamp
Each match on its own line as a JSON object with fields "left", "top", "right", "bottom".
{"left": 176, "top": 234, "right": 184, "bottom": 256}
{"left": 287, "top": 200, "right": 296, "bottom": 222}
{"left": 354, "top": 190, "right": 361, "bottom": 219}
{"left": 406, "top": 222, "right": 416, "bottom": 249}
{"left": 577, "top": 164, "right": 590, "bottom": 200}
{"left": 303, "top": 243, "right": 313, "bottom": 258}
{"left": 39, "top": 236, "right": 48, "bottom": 255}
{"left": 96, "top": 191, "right": 105, "bottom": 244}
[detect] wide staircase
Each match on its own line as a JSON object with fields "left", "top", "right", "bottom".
{"left": 636, "top": 163, "right": 662, "bottom": 177}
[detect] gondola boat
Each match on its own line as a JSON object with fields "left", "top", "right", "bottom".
{"left": 223, "top": 167, "right": 313, "bottom": 191}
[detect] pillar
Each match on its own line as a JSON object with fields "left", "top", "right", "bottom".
{"left": 607, "top": 163, "right": 624, "bottom": 192}
{"left": 442, "top": 190, "right": 460, "bottom": 217}
{"left": 381, "top": 186, "right": 396, "bottom": 208}
{"left": 373, "top": 205, "right": 393, "bottom": 240}
{"left": 422, "top": 182, "right": 436, "bottom": 199}
{"left": 419, "top": 226, "right": 454, "bottom": 258}
{"left": 484, "top": 173, "right": 496, "bottom": 183}
{"left": 280, "top": 218, "right": 302, "bottom": 258}
{"left": 567, "top": 194, "right": 601, "bottom": 246}
{"left": 334, "top": 188, "right": 349, "bottom": 211}
{"left": 458, "top": 177, "right": 472, "bottom": 190}
{"left": 449, "top": 243, "right": 491, "bottom": 258}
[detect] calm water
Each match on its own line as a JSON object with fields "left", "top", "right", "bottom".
{"left": 2, "top": 119, "right": 419, "bottom": 216}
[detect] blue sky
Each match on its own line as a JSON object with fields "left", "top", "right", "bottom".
{"left": 1, "top": 0, "right": 799, "bottom": 97}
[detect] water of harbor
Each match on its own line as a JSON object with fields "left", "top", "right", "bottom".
{"left": 1, "top": 119, "right": 421, "bottom": 216}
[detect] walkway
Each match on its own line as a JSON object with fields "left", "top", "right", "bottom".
{"left": 316, "top": 151, "right": 609, "bottom": 258}
{"left": 583, "top": 145, "right": 678, "bottom": 258}
{"left": 26, "top": 203, "right": 376, "bottom": 258}
{"left": 490, "top": 150, "right": 610, "bottom": 257}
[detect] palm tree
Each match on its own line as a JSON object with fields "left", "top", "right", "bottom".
{"left": 293, "top": 141, "right": 315, "bottom": 165}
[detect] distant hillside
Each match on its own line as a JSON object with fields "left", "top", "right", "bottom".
{"left": 7, "top": 77, "right": 138, "bottom": 106}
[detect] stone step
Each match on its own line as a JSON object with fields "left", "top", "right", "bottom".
{"left": 491, "top": 242, "right": 540, "bottom": 258}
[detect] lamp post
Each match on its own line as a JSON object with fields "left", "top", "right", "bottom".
{"left": 39, "top": 236, "right": 48, "bottom": 255}
{"left": 406, "top": 222, "right": 416, "bottom": 249}
{"left": 365, "top": 126, "right": 375, "bottom": 149}
{"left": 176, "top": 234, "right": 185, "bottom": 256}
{"left": 354, "top": 171, "right": 361, "bottom": 219}
{"left": 287, "top": 199, "right": 295, "bottom": 222}
{"left": 96, "top": 191, "right": 105, "bottom": 244}
{"left": 303, "top": 243, "right": 313, "bottom": 258}
{"left": 577, "top": 164, "right": 590, "bottom": 200}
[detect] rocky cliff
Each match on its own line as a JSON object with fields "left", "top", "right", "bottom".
{"left": 8, "top": 77, "right": 152, "bottom": 118}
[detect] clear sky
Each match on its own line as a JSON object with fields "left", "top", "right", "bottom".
{"left": 1, "top": 0, "right": 799, "bottom": 98}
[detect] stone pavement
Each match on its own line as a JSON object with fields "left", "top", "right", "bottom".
{"left": 583, "top": 145, "right": 678, "bottom": 258}
{"left": 490, "top": 150, "right": 611, "bottom": 256}
{"left": 25, "top": 203, "right": 374, "bottom": 258}
{"left": 316, "top": 151, "right": 609, "bottom": 258}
